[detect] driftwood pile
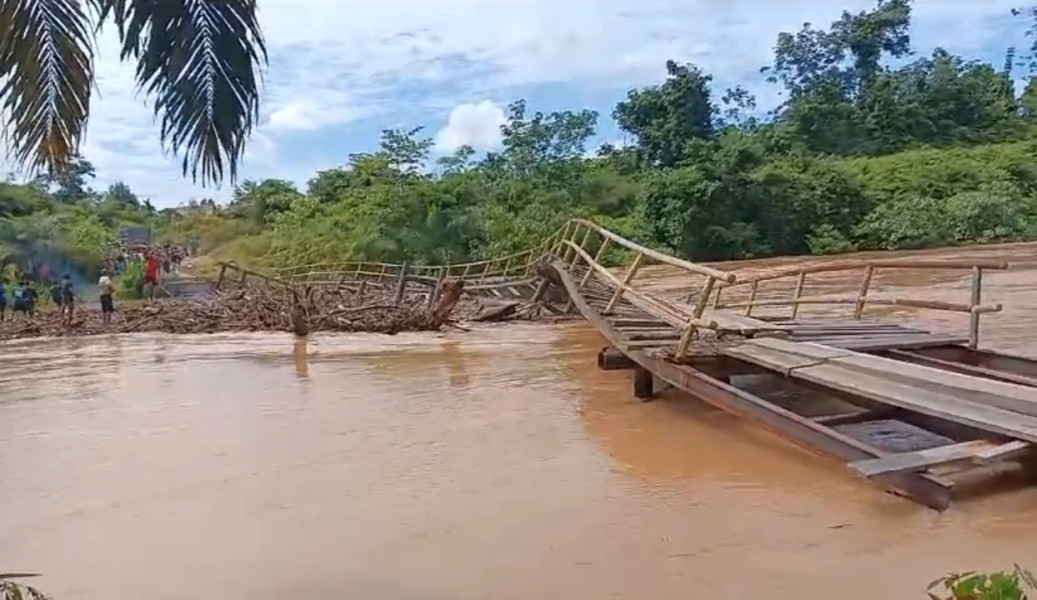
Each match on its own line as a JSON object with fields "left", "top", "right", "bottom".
{"left": 0, "top": 278, "right": 555, "bottom": 342}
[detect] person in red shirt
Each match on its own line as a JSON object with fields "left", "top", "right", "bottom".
{"left": 144, "top": 251, "right": 160, "bottom": 300}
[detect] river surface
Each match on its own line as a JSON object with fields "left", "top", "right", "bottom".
{"left": 3, "top": 243, "right": 1037, "bottom": 599}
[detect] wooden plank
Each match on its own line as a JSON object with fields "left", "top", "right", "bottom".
{"left": 794, "top": 364, "right": 1037, "bottom": 443}
{"left": 704, "top": 310, "right": 791, "bottom": 334}
{"left": 813, "top": 408, "right": 892, "bottom": 426}
{"left": 887, "top": 350, "right": 1037, "bottom": 389}
{"left": 825, "top": 351, "right": 1037, "bottom": 419}
{"left": 623, "top": 330, "right": 682, "bottom": 341}
{"left": 615, "top": 327, "right": 681, "bottom": 336}
{"left": 740, "top": 338, "right": 1037, "bottom": 426}
{"left": 610, "top": 319, "right": 673, "bottom": 328}
{"left": 724, "top": 341, "right": 847, "bottom": 375}
{"left": 849, "top": 441, "right": 992, "bottom": 477}
{"left": 973, "top": 440, "right": 1031, "bottom": 464}
{"left": 741, "top": 339, "right": 1037, "bottom": 420}
{"left": 625, "top": 339, "right": 679, "bottom": 349}
{"left": 816, "top": 335, "right": 969, "bottom": 351}
{"left": 791, "top": 326, "right": 922, "bottom": 337}
{"left": 727, "top": 339, "right": 1037, "bottom": 441}
{"left": 739, "top": 337, "right": 851, "bottom": 360}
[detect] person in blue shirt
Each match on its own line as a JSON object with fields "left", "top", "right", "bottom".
{"left": 0, "top": 281, "right": 6, "bottom": 322}
{"left": 12, "top": 280, "right": 37, "bottom": 318}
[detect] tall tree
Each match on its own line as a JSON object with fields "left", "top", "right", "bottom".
{"left": 32, "top": 154, "right": 96, "bottom": 202}
{"left": 0, "top": 0, "right": 266, "bottom": 185}
{"left": 613, "top": 60, "right": 716, "bottom": 168}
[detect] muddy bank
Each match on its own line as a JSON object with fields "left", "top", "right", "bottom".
{"left": 0, "top": 283, "right": 551, "bottom": 341}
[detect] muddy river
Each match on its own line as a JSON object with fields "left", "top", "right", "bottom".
{"left": 3, "top": 243, "right": 1037, "bottom": 599}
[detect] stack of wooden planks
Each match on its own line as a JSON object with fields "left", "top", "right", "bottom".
{"left": 723, "top": 337, "right": 1036, "bottom": 477}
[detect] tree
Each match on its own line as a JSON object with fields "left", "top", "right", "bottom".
{"left": 0, "top": 0, "right": 266, "bottom": 186}
{"left": 104, "top": 181, "right": 140, "bottom": 207}
{"left": 614, "top": 60, "right": 716, "bottom": 167}
{"left": 495, "top": 99, "right": 598, "bottom": 176}
{"left": 32, "top": 155, "right": 96, "bottom": 202}
{"left": 1012, "top": 6, "right": 1037, "bottom": 72}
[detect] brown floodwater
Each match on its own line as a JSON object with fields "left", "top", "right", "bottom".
{"left": 3, "top": 243, "right": 1037, "bottom": 599}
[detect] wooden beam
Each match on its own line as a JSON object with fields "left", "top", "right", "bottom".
{"left": 973, "top": 440, "right": 1031, "bottom": 465}
{"left": 849, "top": 441, "right": 992, "bottom": 478}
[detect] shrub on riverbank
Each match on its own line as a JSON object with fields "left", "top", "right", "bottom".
{"left": 928, "top": 565, "right": 1036, "bottom": 599}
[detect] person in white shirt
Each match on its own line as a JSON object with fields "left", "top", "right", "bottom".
{"left": 98, "top": 270, "right": 115, "bottom": 324}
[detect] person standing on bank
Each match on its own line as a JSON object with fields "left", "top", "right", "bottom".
{"left": 60, "top": 274, "right": 75, "bottom": 324}
{"left": 98, "top": 270, "right": 115, "bottom": 325}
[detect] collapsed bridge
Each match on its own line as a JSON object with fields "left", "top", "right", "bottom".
{"left": 217, "top": 218, "right": 1037, "bottom": 510}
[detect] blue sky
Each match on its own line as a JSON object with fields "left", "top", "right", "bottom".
{"left": 2, "top": 0, "right": 1033, "bottom": 207}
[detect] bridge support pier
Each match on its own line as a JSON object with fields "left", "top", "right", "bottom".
{"left": 597, "top": 346, "right": 636, "bottom": 370}
{"left": 633, "top": 367, "right": 655, "bottom": 401}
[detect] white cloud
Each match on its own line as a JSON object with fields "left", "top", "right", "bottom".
{"left": 0, "top": 0, "right": 1028, "bottom": 206}
{"left": 434, "top": 100, "right": 506, "bottom": 153}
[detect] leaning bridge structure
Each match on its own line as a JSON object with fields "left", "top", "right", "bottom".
{"left": 216, "top": 219, "right": 1037, "bottom": 511}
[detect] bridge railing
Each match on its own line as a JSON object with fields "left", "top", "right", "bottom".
{"left": 273, "top": 247, "right": 542, "bottom": 287}
{"left": 215, "top": 261, "right": 291, "bottom": 290}
{"left": 545, "top": 218, "right": 738, "bottom": 357}
{"left": 714, "top": 258, "right": 1008, "bottom": 348}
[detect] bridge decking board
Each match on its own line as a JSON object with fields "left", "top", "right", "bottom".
{"left": 849, "top": 440, "right": 995, "bottom": 478}
{"left": 723, "top": 339, "right": 1037, "bottom": 444}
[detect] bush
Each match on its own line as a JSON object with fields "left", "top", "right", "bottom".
{"left": 806, "top": 223, "right": 857, "bottom": 255}
{"left": 117, "top": 261, "right": 144, "bottom": 300}
{"left": 928, "top": 565, "right": 1036, "bottom": 599}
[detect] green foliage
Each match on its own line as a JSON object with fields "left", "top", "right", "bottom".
{"left": 0, "top": 0, "right": 266, "bottom": 186}
{"left": 5, "top": 0, "right": 1037, "bottom": 277}
{"left": 118, "top": 261, "right": 145, "bottom": 300}
{"left": 0, "top": 574, "right": 47, "bottom": 600}
{"left": 928, "top": 565, "right": 1037, "bottom": 599}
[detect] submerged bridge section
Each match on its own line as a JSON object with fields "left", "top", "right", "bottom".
{"left": 218, "top": 219, "right": 1037, "bottom": 510}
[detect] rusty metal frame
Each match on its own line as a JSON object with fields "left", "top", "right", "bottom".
{"left": 550, "top": 259, "right": 954, "bottom": 511}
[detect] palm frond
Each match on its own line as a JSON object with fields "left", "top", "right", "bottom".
{"left": 0, "top": 0, "right": 94, "bottom": 175}
{"left": 99, "top": 0, "right": 267, "bottom": 187}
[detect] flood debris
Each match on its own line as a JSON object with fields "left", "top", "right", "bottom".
{"left": 0, "top": 278, "right": 554, "bottom": 341}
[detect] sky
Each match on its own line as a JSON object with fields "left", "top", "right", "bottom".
{"left": 2, "top": 0, "right": 1033, "bottom": 207}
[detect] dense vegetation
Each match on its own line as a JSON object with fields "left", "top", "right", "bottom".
{"left": 2, "top": 1, "right": 1037, "bottom": 285}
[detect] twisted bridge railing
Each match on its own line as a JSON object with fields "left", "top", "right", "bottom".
{"left": 213, "top": 218, "right": 1005, "bottom": 350}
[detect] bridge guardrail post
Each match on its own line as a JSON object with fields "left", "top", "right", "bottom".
{"left": 969, "top": 266, "right": 982, "bottom": 348}
{"left": 791, "top": 272, "right": 807, "bottom": 320}
{"left": 744, "top": 281, "right": 759, "bottom": 317}
{"left": 675, "top": 275, "right": 716, "bottom": 356}
{"left": 853, "top": 266, "right": 875, "bottom": 320}
{"left": 603, "top": 252, "right": 644, "bottom": 314}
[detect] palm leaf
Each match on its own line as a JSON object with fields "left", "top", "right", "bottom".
{"left": 0, "top": 0, "right": 94, "bottom": 175}
{"left": 97, "top": 0, "right": 267, "bottom": 187}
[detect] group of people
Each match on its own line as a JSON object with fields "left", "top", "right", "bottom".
{"left": 0, "top": 280, "right": 39, "bottom": 321}
{"left": 1, "top": 238, "right": 195, "bottom": 326}
{"left": 0, "top": 271, "right": 117, "bottom": 325}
